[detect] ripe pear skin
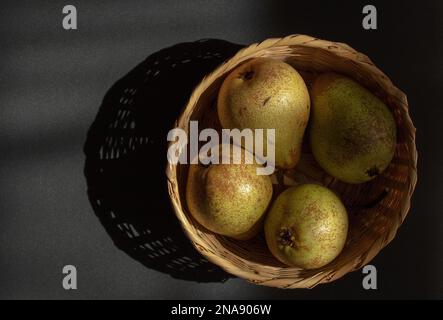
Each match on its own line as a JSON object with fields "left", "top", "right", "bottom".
{"left": 217, "top": 58, "right": 310, "bottom": 169}
{"left": 310, "top": 73, "right": 397, "bottom": 184}
{"left": 186, "top": 147, "right": 273, "bottom": 240}
{"left": 265, "top": 184, "right": 348, "bottom": 269}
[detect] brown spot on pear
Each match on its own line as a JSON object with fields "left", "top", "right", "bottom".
{"left": 265, "top": 184, "right": 348, "bottom": 269}
{"left": 217, "top": 58, "right": 310, "bottom": 169}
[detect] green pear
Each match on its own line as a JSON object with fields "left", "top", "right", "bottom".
{"left": 310, "top": 73, "right": 397, "bottom": 184}
{"left": 186, "top": 144, "right": 273, "bottom": 240}
{"left": 217, "top": 58, "right": 310, "bottom": 169}
{"left": 265, "top": 184, "right": 348, "bottom": 269}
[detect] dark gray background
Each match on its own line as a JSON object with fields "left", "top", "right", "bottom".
{"left": 1, "top": 0, "right": 442, "bottom": 299}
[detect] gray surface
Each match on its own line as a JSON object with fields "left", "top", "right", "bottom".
{"left": 1, "top": 0, "right": 442, "bottom": 299}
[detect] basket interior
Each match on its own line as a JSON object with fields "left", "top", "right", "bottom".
{"left": 172, "top": 43, "right": 415, "bottom": 283}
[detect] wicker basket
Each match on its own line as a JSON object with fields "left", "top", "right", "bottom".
{"left": 166, "top": 34, "right": 417, "bottom": 288}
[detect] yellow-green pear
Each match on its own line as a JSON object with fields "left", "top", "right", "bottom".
{"left": 186, "top": 144, "right": 273, "bottom": 240}
{"left": 265, "top": 184, "right": 348, "bottom": 269}
{"left": 217, "top": 58, "right": 310, "bottom": 169}
{"left": 310, "top": 73, "right": 397, "bottom": 184}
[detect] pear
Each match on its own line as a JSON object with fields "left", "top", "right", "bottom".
{"left": 217, "top": 58, "right": 310, "bottom": 169}
{"left": 310, "top": 73, "right": 397, "bottom": 184}
{"left": 265, "top": 184, "right": 348, "bottom": 269}
{"left": 186, "top": 144, "right": 273, "bottom": 240}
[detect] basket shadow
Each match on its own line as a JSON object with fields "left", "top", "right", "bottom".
{"left": 83, "top": 39, "right": 244, "bottom": 282}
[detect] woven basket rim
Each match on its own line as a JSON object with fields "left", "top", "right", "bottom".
{"left": 165, "top": 34, "right": 418, "bottom": 288}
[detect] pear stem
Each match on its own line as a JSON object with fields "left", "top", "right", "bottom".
{"left": 274, "top": 169, "right": 285, "bottom": 196}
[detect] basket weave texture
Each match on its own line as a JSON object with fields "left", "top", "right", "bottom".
{"left": 166, "top": 34, "right": 418, "bottom": 288}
